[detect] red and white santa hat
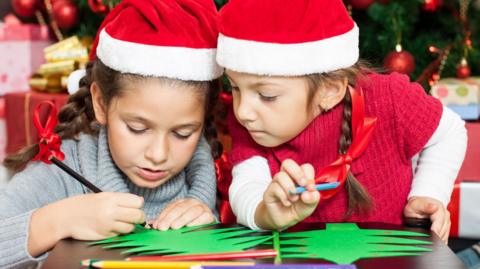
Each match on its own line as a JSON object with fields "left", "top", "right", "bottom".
{"left": 216, "top": 0, "right": 359, "bottom": 76}
{"left": 89, "top": 0, "right": 222, "bottom": 81}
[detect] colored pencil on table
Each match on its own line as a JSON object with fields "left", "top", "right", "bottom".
{"left": 80, "top": 260, "right": 255, "bottom": 269}
{"left": 289, "top": 182, "right": 340, "bottom": 195}
{"left": 127, "top": 249, "right": 278, "bottom": 261}
{"left": 192, "top": 265, "right": 357, "bottom": 269}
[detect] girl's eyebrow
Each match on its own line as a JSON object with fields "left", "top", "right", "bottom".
{"left": 227, "top": 75, "right": 281, "bottom": 88}
{"left": 173, "top": 122, "right": 202, "bottom": 129}
{"left": 123, "top": 114, "right": 152, "bottom": 124}
{"left": 249, "top": 81, "right": 281, "bottom": 88}
{"left": 124, "top": 114, "right": 202, "bottom": 130}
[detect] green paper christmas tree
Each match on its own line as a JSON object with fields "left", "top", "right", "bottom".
{"left": 280, "top": 223, "right": 432, "bottom": 264}
{"left": 92, "top": 223, "right": 432, "bottom": 264}
{"left": 91, "top": 224, "right": 272, "bottom": 256}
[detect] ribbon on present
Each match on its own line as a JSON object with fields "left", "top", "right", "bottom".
{"left": 315, "top": 86, "right": 377, "bottom": 199}
{"left": 32, "top": 101, "right": 65, "bottom": 163}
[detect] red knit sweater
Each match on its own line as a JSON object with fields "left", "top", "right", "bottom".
{"left": 227, "top": 72, "right": 443, "bottom": 225}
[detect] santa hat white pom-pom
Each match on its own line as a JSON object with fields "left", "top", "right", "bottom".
{"left": 67, "top": 69, "right": 87, "bottom": 95}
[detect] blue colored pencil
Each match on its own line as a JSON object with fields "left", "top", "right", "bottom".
{"left": 289, "top": 182, "right": 340, "bottom": 195}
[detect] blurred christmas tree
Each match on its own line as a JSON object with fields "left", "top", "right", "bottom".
{"left": 9, "top": 0, "right": 122, "bottom": 40}
{"left": 9, "top": 0, "right": 479, "bottom": 88}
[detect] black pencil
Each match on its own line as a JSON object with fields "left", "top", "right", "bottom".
{"left": 50, "top": 157, "right": 103, "bottom": 193}
{"left": 50, "top": 156, "right": 150, "bottom": 228}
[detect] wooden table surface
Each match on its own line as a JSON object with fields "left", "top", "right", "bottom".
{"left": 41, "top": 223, "right": 467, "bottom": 269}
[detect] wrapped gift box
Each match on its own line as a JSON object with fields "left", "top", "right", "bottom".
{"left": 4, "top": 91, "right": 69, "bottom": 154}
{"left": 448, "top": 122, "right": 480, "bottom": 238}
{"left": 0, "top": 15, "right": 52, "bottom": 96}
{"left": 431, "top": 77, "right": 480, "bottom": 105}
{"left": 431, "top": 78, "right": 480, "bottom": 120}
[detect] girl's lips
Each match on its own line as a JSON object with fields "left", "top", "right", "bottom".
{"left": 138, "top": 168, "right": 168, "bottom": 181}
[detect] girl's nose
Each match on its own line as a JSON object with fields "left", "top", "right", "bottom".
{"left": 235, "top": 96, "right": 256, "bottom": 123}
{"left": 145, "top": 135, "right": 168, "bottom": 165}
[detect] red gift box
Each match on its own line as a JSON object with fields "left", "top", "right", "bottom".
{"left": 0, "top": 15, "right": 52, "bottom": 96}
{"left": 0, "top": 97, "right": 5, "bottom": 161}
{"left": 5, "top": 91, "right": 69, "bottom": 154}
{"left": 448, "top": 121, "right": 480, "bottom": 238}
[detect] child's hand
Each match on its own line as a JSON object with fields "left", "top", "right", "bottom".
{"left": 403, "top": 196, "right": 451, "bottom": 244}
{"left": 151, "top": 198, "right": 215, "bottom": 231}
{"left": 57, "top": 192, "right": 145, "bottom": 240}
{"left": 259, "top": 159, "right": 320, "bottom": 230}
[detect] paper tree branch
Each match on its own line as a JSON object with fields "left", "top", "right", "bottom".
{"left": 91, "top": 223, "right": 432, "bottom": 264}
{"left": 280, "top": 223, "right": 432, "bottom": 264}
{"left": 91, "top": 224, "right": 272, "bottom": 256}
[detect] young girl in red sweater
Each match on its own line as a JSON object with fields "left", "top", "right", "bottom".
{"left": 216, "top": 0, "right": 467, "bottom": 243}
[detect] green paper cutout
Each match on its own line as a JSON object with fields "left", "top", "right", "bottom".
{"left": 272, "top": 231, "right": 282, "bottom": 264}
{"left": 90, "top": 223, "right": 432, "bottom": 264}
{"left": 280, "top": 223, "right": 432, "bottom": 264}
{"left": 91, "top": 224, "right": 272, "bottom": 256}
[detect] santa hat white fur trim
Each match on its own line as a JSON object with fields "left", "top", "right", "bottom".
{"left": 217, "top": 24, "right": 359, "bottom": 76}
{"left": 96, "top": 29, "right": 223, "bottom": 81}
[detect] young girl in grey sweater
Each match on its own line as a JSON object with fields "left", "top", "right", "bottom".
{"left": 0, "top": 0, "right": 222, "bottom": 267}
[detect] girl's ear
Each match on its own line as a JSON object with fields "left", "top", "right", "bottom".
{"left": 91, "top": 82, "right": 107, "bottom": 125}
{"left": 312, "top": 78, "right": 348, "bottom": 116}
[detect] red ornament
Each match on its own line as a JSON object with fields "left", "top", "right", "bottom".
{"left": 456, "top": 59, "right": 471, "bottom": 79}
{"left": 219, "top": 92, "right": 233, "bottom": 105}
{"left": 88, "top": 0, "right": 109, "bottom": 14}
{"left": 423, "top": 0, "right": 443, "bottom": 12}
{"left": 12, "top": 0, "right": 38, "bottom": 18}
{"left": 52, "top": 0, "right": 79, "bottom": 30}
{"left": 346, "top": 0, "right": 375, "bottom": 9}
{"left": 383, "top": 47, "right": 415, "bottom": 75}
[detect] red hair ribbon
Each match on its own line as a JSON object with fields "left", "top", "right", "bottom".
{"left": 315, "top": 86, "right": 377, "bottom": 199}
{"left": 32, "top": 101, "right": 65, "bottom": 164}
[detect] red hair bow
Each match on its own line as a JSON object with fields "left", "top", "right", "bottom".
{"left": 32, "top": 101, "right": 65, "bottom": 164}
{"left": 315, "top": 86, "right": 377, "bottom": 199}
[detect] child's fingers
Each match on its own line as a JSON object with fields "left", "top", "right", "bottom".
{"left": 112, "top": 221, "right": 136, "bottom": 234}
{"left": 280, "top": 159, "right": 306, "bottom": 186}
{"left": 113, "top": 193, "right": 144, "bottom": 209}
{"left": 155, "top": 203, "right": 191, "bottom": 231}
{"left": 300, "top": 163, "right": 316, "bottom": 191}
{"left": 187, "top": 211, "right": 216, "bottom": 227}
{"left": 155, "top": 200, "right": 182, "bottom": 225}
{"left": 436, "top": 210, "right": 451, "bottom": 243}
{"left": 273, "top": 171, "right": 299, "bottom": 202}
{"left": 442, "top": 219, "right": 451, "bottom": 244}
{"left": 114, "top": 207, "right": 145, "bottom": 224}
{"left": 300, "top": 189, "right": 320, "bottom": 205}
{"left": 170, "top": 205, "right": 205, "bottom": 229}
{"left": 430, "top": 207, "right": 446, "bottom": 240}
{"left": 404, "top": 198, "right": 438, "bottom": 219}
{"left": 264, "top": 182, "right": 292, "bottom": 207}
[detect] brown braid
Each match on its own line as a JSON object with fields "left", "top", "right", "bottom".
{"left": 4, "top": 58, "right": 223, "bottom": 170}
{"left": 338, "top": 89, "right": 373, "bottom": 217}
{"left": 203, "top": 79, "right": 223, "bottom": 160}
{"left": 305, "top": 60, "right": 375, "bottom": 217}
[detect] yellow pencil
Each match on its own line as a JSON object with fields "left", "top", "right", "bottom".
{"left": 81, "top": 260, "right": 255, "bottom": 269}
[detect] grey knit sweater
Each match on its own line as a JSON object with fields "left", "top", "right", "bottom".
{"left": 0, "top": 127, "right": 217, "bottom": 268}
